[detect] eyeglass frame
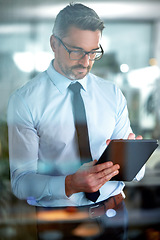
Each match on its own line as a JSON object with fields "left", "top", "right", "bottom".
{"left": 54, "top": 35, "right": 104, "bottom": 61}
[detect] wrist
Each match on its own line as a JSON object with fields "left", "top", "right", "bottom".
{"left": 65, "top": 174, "right": 75, "bottom": 197}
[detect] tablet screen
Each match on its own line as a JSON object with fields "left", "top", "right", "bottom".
{"left": 96, "top": 139, "right": 159, "bottom": 181}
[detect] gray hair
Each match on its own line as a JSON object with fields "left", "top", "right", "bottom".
{"left": 52, "top": 3, "right": 105, "bottom": 38}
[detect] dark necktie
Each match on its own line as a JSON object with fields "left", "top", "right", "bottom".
{"left": 69, "top": 82, "right": 100, "bottom": 202}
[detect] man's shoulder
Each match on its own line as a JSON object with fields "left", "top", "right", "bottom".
{"left": 88, "top": 72, "right": 117, "bottom": 90}
{"left": 8, "top": 71, "right": 51, "bottom": 108}
{"left": 16, "top": 71, "right": 47, "bottom": 96}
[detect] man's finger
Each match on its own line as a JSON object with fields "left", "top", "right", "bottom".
{"left": 135, "top": 135, "right": 143, "bottom": 140}
{"left": 128, "top": 133, "right": 135, "bottom": 139}
{"left": 106, "top": 139, "right": 111, "bottom": 145}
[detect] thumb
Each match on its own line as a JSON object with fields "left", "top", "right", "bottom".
{"left": 106, "top": 139, "right": 111, "bottom": 146}
{"left": 88, "top": 159, "right": 98, "bottom": 166}
{"left": 83, "top": 159, "right": 97, "bottom": 168}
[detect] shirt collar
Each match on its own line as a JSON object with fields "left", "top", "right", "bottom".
{"left": 47, "top": 60, "right": 88, "bottom": 94}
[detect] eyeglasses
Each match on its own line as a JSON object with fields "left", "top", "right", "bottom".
{"left": 55, "top": 36, "right": 103, "bottom": 61}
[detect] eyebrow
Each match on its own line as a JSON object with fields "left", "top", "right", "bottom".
{"left": 64, "top": 42, "right": 100, "bottom": 51}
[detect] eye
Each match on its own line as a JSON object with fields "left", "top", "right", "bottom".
{"left": 74, "top": 50, "right": 83, "bottom": 55}
{"left": 90, "top": 52, "right": 96, "bottom": 56}
{"left": 70, "top": 50, "right": 84, "bottom": 60}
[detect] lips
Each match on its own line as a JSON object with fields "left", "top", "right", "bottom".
{"left": 72, "top": 65, "right": 90, "bottom": 72}
{"left": 77, "top": 68, "right": 87, "bottom": 73}
{"left": 72, "top": 65, "right": 86, "bottom": 69}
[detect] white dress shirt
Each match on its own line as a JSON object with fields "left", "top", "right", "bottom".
{"left": 7, "top": 60, "right": 145, "bottom": 207}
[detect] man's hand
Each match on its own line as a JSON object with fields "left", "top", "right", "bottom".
{"left": 65, "top": 132, "right": 143, "bottom": 197}
{"left": 127, "top": 132, "right": 143, "bottom": 140}
{"left": 65, "top": 160, "right": 120, "bottom": 197}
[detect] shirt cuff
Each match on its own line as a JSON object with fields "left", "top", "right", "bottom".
{"left": 133, "top": 165, "right": 146, "bottom": 181}
{"left": 49, "top": 175, "right": 69, "bottom": 200}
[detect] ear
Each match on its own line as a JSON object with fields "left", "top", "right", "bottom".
{"left": 50, "top": 35, "right": 56, "bottom": 52}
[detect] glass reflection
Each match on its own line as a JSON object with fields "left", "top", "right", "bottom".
{"left": 0, "top": 1, "right": 160, "bottom": 240}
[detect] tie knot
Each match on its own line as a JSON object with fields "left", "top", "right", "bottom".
{"left": 69, "top": 82, "right": 82, "bottom": 93}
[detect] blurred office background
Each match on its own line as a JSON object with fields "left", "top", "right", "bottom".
{"left": 0, "top": 0, "right": 160, "bottom": 239}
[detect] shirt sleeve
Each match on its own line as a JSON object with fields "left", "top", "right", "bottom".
{"left": 7, "top": 93, "right": 68, "bottom": 203}
{"left": 133, "top": 165, "right": 145, "bottom": 181}
{"left": 110, "top": 86, "right": 145, "bottom": 181}
{"left": 111, "top": 86, "right": 132, "bottom": 139}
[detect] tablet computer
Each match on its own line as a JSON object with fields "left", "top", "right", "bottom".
{"left": 96, "top": 139, "right": 159, "bottom": 181}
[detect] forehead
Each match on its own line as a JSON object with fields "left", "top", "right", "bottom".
{"left": 62, "top": 26, "right": 101, "bottom": 50}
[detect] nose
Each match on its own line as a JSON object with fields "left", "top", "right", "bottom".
{"left": 78, "top": 54, "right": 90, "bottom": 67}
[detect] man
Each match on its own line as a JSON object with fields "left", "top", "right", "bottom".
{"left": 7, "top": 3, "right": 145, "bottom": 239}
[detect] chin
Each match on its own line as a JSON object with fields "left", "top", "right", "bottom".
{"left": 76, "top": 71, "right": 89, "bottom": 79}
